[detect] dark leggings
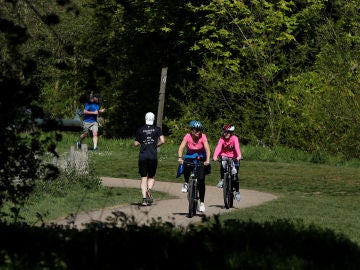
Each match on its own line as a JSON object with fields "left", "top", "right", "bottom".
{"left": 183, "top": 159, "right": 206, "bottom": 203}
{"left": 220, "top": 160, "right": 240, "bottom": 192}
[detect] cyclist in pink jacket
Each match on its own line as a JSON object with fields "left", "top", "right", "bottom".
{"left": 178, "top": 120, "right": 211, "bottom": 212}
{"left": 213, "top": 124, "right": 242, "bottom": 201}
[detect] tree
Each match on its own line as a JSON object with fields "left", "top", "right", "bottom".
{"left": 178, "top": 0, "right": 314, "bottom": 145}
{"left": 0, "top": 0, "right": 76, "bottom": 222}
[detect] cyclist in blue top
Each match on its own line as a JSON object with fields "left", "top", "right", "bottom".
{"left": 77, "top": 93, "right": 105, "bottom": 151}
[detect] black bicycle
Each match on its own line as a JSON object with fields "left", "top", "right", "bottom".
{"left": 184, "top": 153, "right": 204, "bottom": 218}
{"left": 187, "top": 165, "right": 198, "bottom": 218}
{"left": 220, "top": 156, "right": 236, "bottom": 209}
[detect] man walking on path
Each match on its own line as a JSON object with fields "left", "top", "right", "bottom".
{"left": 134, "top": 112, "right": 165, "bottom": 206}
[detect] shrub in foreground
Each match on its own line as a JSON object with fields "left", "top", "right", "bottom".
{"left": 0, "top": 216, "right": 359, "bottom": 269}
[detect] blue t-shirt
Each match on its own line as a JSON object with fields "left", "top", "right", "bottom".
{"left": 83, "top": 101, "right": 100, "bottom": 123}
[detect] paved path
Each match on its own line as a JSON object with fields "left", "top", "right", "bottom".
{"left": 53, "top": 177, "right": 277, "bottom": 228}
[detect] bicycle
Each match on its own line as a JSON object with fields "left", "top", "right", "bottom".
{"left": 183, "top": 153, "right": 204, "bottom": 218}
{"left": 219, "top": 156, "right": 237, "bottom": 209}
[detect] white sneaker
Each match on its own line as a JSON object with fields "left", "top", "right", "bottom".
{"left": 235, "top": 192, "right": 241, "bottom": 202}
{"left": 181, "top": 183, "right": 188, "bottom": 193}
{"left": 199, "top": 202, "right": 205, "bottom": 212}
{"left": 216, "top": 179, "right": 223, "bottom": 188}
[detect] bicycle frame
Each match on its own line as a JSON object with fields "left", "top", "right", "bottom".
{"left": 183, "top": 153, "right": 204, "bottom": 218}
{"left": 220, "top": 156, "right": 235, "bottom": 209}
{"left": 187, "top": 164, "right": 198, "bottom": 218}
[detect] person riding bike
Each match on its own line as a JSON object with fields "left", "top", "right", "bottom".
{"left": 213, "top": 123, "right": 242, "bottom": 201}
{"left": 178, "top": 120, "right": 211, "bottom": 212}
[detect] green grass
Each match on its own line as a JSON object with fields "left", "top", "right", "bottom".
{"left": 219, "top": 194, "right": 360, "bottom": 244}
{"left": 19, "top": 133, "right": 360, "bottom": 245}
{"left": 22, "top": 186, "right": 138, "bottom": 224}
{"left": 20, "top": 183, "right": 171, "bottom": 225}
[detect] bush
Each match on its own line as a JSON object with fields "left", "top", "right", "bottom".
{"left": 0, "top": 218, "right": 359, "bottom": 269}
{"left": 310, "top": 149, "right": 328, "bottom": 164}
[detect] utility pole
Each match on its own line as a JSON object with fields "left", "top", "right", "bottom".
{"left": 156, "top": 67, "right": 167, "bottom": 128}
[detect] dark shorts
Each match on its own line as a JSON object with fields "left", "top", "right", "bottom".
{"left": 138, "top": 158, "right": 158, "bottom": 178}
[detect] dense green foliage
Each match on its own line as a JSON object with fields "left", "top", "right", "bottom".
{"left": 1, "top": 1, "right": 360, "bottom": 210}
{"left": 2, "top": 2, "right": 360, "bottom": 267}
{"left": 0, "top": 0, "right": 69, "bottom": 221}
{"left": 2, "top": 0, "right": 359, "bottom": 156}
{"left": 1, "top": 218, "right": 360, "bottom": 269}
{"left": 1, "top": 0, "right": 360, "bottom": 253}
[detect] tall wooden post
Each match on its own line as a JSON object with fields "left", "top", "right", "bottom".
{"left": 156, "top": 67, "right": 167, "bottom": 128}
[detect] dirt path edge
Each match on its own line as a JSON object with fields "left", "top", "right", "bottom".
{"left": 53, "top": 177, "right": 277, "bottom": 228}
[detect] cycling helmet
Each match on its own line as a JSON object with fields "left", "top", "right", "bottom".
{"left": 189, "top": 120, "right": 203, "bottom": 130}
{"left": 223, "top": 123, "right": 235, "bottom": 132}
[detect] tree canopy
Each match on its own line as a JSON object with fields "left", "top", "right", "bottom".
{"left": 1, "top": 0, "right": 360, "bottom": 160}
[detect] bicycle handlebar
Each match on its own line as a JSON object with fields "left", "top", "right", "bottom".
{"left": 214, "top": 156, "right": 243, "bottom": 162}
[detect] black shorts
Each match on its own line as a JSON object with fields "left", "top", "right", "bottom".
{"left": 138, "top": 158, "right": 158, "bottom": 178}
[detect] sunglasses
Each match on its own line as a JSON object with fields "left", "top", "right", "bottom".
{"left": 191, "top": 128, "right": 201, "bottom": 132}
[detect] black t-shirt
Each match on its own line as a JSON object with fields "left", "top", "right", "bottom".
{"left": 135, "top": 124, "right": 163, "bottom": 160}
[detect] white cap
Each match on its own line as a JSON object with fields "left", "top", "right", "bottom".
{"left": 145, "top": 112, "right": 155, "bottom": 125}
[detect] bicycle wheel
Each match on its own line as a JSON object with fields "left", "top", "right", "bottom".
{"left": 187, "top": 179, "right": 197, "bottom": 218}
{"left": 229, "top": 177, "right": 234, "bottom": 208}
{"left": 223, "top": 173, "right": 231, "bottom": 209}
{"left": 193, "top": 184, "right": 198, "bottom": 216}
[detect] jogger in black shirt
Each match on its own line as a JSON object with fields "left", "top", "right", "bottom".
{"left": 134, "top": 112, "right": 165, "bottom": 206}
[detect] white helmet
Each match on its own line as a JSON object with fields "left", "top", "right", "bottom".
{"left": 223, "top": 123, "right": 235, "bottom": 132}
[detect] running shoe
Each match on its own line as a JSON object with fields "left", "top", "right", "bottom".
{"left": 235, "top": 192, "right": 241, "bottom": 202}
{"left": 141, "top": 198, "right": 148, "bottom": 206}
{"left": 146, "top": 189, "right": 153, "bottom": 204}
{"left": 181, "top": 182, "right": 188, "bottom": 193}
{"left": 216, "top": 179, "right": 223, "bottom": 188}
{"left": 93, "top": 147, "right": 98, "bottom": 151}
{"left": 76, "top": 141, "right": 81, "bottom": 149}
{"left": 199, "top": 202, "right": 205, "bottom": 212}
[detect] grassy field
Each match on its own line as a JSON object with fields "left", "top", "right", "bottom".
{"left": 24, "top": 133, "right": 360, "bottom": 245}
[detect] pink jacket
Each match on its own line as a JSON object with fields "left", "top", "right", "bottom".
{"left": 213, "top": 135, "right": 241, "bottom": 159}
